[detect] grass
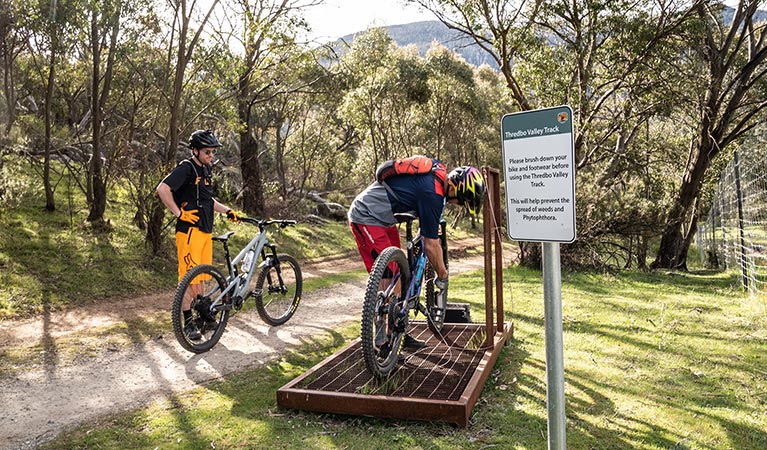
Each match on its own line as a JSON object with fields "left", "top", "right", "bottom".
{"left": 37, "top": 266, "right": 767, "bottom": 449}
{"left": 4, "top": 162, "right": 765, "bottom": 447}
{"left": 357, "top": 373, "right": 406, "bottom": 395}
{"left": 0, "top": 163, "right": 361, "bottom": 319}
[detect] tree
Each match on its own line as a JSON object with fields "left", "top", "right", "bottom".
{"left": 526, "top": 0, "right": 703, "bottom": 268}
{"left": 284, "top": 46, "right": 359, "bottom": 196}
{"left": 0, "top": 0, "right": 27, "bottom": 136}
{"left": 339, "top": 28, "right": 431, "bottom": 174}
{"left": 409, "top": 0, "right": 541, "bottom": 110}
{"left": 652, "top": 1, "right": 767, "bottom": 270}
{"left": 25, "top": 0, "right": 84, "bottom": 211}
{"left": 145, "top": 0, "right": 221, "bottom": 253}
{"left": 420, "top": 44, "right": 478, "bottom": 162}
{"left": 86, "top": 0, "right": 123, "bottom": 224}
{"left": 414, "top": 0, "right": 707, "bottom": 268}
{"left": 227, "top": 0, "right": 315, "bottom": 216}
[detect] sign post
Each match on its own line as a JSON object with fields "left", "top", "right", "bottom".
{"left": 501, "top": 106, "right": 575, "bottom": 450}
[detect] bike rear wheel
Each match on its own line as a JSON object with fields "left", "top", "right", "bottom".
{"left": 172, "top": 264, "right": 230, "bottom": 353}
{"left": 254, "top": 254, "right": 303, "bottom": 326}
{"left": 361, "top": 246, "right": 410, "bottom": 379}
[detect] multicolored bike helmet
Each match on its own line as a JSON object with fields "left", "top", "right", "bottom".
{"left": 447, "top": 166, "right": 485, "bottom": 216}
{"left": 188, "top": 129, "right": 222, "bottom": 149}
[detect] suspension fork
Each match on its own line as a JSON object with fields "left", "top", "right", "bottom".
{"left": 439, "top": 218, "right": 447, "bottom": 265}
{"left": 260, "top": 243, "right": 286, "bottom": 293}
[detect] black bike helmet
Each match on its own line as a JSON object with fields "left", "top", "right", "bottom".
{"left": 188, "top": 129, "right": 222, "bottom": 149}
{"left": 447, "top": 166, "right": 485, "bottom": 216}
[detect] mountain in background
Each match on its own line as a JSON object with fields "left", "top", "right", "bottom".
{"left": 332, "top": 6, "right": 766, "bottom": 69}
{"left": 335, "top": 20, "right": 496, "bottom": 68}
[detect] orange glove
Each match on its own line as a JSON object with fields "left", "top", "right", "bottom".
{"left": 226, "top": 209, "right": 241, "bottom": 223}
{"left": 178, "top": 207, "right": 199, "bottom": 224}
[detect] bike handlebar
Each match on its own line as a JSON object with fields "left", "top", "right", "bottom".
{"left": 240, "top": 217, "right": 297, "bottom": 229}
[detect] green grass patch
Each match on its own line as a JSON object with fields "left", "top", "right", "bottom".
{"left": 0, "top": 164, "right": 364, "bottom": 320}
{"left": 38, "top": 267, "right": 767, "bottom": 449}
{"left": 0, "top": 187, "right": 178, "bottom": 319}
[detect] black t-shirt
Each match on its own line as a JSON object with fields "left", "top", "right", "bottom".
{"left": 161, "top": 159, "right": 215, "bottom": 233}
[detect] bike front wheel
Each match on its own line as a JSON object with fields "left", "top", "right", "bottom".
{"left": 425, "top": 260, "right": 448, "bottom": 334}
{"left": 254, "top": 254, "right": 303, "bottom": 326}
{"left": 172, "top": 264, "right": 230, "bottom": 353}
{"left": 361, "top": 246, "right": 410, "bottom": 379}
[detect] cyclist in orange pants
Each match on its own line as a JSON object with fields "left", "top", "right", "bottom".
{"left": 156, "top": 130, "right": 241, "bottom": 340}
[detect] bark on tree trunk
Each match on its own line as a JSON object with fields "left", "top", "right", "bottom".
{"left": 239, "top": 128, "right": 264, "bottom": 216}
{"left": 652, "top": 139, "right": 712, "bottom": 270}
{"left": 518, "top": 241, "right": 542, "bottom": 268}
{"left": 43, "top": 50, "right": 55, "bottom": 212}
{"left": 87, "top": 8, "right": 106, "bottom": 224}
{"left": 147, "top": 203, "right": 165, "bottom": 255}
{"left": 636, "top": 236, "right": 648, "bottom": 271}
{"left": 3, "top": 46, "right": 15, "bottom": 136}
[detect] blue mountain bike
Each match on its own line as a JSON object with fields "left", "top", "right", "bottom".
{"left": 360, "top": 212, "right": 448, "bottom": 378}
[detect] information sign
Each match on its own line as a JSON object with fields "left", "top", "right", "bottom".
{"left": 501, "top": 106, "right": 576, "bottom": 243}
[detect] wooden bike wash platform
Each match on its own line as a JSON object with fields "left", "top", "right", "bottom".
{"left": 276, "top": 168, "right": 511, "bottom": 427}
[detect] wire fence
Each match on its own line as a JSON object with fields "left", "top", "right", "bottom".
{"left": 697, "top": 134, "right": 767, "bottom": 295}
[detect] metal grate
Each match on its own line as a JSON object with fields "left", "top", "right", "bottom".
{"left": 298, "top": 323, "right": 486, "bottom": 400}
{"left": 277, "top": 321, "right": 513, "bottom": 426}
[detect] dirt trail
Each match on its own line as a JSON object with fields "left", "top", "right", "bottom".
{"left": 1, "top": 238, "right": 493, "bottom": 450}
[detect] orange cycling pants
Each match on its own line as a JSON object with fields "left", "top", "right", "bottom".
{"left": 175, "top": 227, "right": 212, "bottom": 282}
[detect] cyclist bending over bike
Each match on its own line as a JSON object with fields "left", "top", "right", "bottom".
{"left": 348, "top": 159, "right": 485, "bottom": 348}
{"left": 156, "top": 129, "right": 242, "bottom": 341}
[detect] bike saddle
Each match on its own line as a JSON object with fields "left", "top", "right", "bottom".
{"left": 212, "top": 231, "right": 235, "bottom": 242}
{"left": 393, "top": 212, "right": 417, "bottom": 223}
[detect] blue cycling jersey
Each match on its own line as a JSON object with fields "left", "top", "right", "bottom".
{"left": 348, "top": 173, "right": 445, "bottom": 239}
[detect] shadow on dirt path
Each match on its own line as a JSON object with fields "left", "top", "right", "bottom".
{"left": 0, "top": 237, "right": 513, "bottom": 450}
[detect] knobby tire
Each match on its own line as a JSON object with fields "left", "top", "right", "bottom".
{"left": 361, "top": 246, "right": 410, "bottom": 379}
{"left": 424, "top": 230, "right": 450, "bottom": 336}
{"left": 254, "top": 254, "right": 303, "bottom": 326}
{"left": 172, "top": 264, "right": 230, "bottom": 353}
{"left": 424, "top": 252, "right": 448, "bottom": 334}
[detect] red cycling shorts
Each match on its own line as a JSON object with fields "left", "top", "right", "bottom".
{"left": 349, "top": 222, "right": 401, "bottom": 274}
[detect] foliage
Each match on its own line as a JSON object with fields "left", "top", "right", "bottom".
{"left": 0, "top": 162, "right": 176, "bottom": 319}
{"left": 0, "top": 160, "right": 360, "bottom": 320}
{"left": 2, "top": 0, "right": 765, "bottom": 270}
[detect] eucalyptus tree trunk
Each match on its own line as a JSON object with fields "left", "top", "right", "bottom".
{"left": 652, "top": 1, "right": 767, "bottom": 270}
{"left": 87, "top": 0, "right": 121, "bottom": 225}
{"left": 238, "top": 85, "right": 265, "bottom": 216}
{"left": 87, "top": 5, "right": 105, "bottom": 223}
{"left": 43, "top": 49, "right": 55, "bottom": 211}
{"left": 145, "top": 0, "right": 220, "bottom": 253}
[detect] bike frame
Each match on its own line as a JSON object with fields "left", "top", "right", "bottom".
{"left": 385, "top": 217, "right": 445, "bottom": 318}
{"left": 207, "top": 219, "right": 292, "bottom": 312}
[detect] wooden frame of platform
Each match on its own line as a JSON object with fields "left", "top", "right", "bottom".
{"left": 277, "top": 321, "right": 512, "bottom": 427}
{"left": 276, "top": 168, "right": 510, "bottom": 427}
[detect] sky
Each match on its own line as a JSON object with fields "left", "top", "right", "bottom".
{"left": 301, "top": 0, "right": 748, "bottom": 43}
{"left": 302, "top": 0, "right": 436, "bottom": 42}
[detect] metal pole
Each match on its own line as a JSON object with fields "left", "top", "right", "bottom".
{"left": 491, "top": 169, "right": 505, "bottom": 333}
{"left": 542, "top": 242, "right": 566, "bottom": 449}
{"left": 718, "top": 174, "right": 727, "bottom": 270}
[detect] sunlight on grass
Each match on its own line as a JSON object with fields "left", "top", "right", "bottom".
{"left": 36, "top": 267, "right": 767, "bottom": 449}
